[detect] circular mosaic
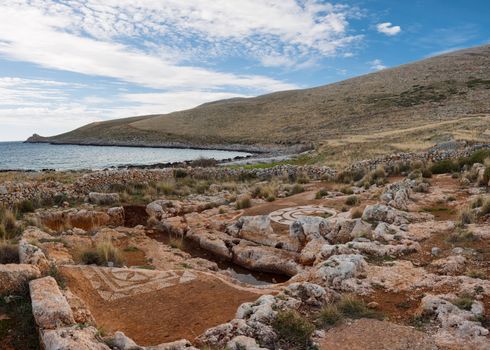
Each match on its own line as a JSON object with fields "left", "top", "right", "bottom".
{"left": 268, "top": 205, "right": 337, "bottom": 225}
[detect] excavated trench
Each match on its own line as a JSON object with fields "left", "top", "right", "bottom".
{"left": 123, "top": 205, "right": 289, "bottom": 286}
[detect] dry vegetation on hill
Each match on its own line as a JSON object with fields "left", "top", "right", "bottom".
{"left": 28, "top": 45, "right": 490, "bottom": 166}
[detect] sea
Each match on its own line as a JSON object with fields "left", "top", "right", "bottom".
{"left": 0, "top": 142, "right": 251, "bottom": 171}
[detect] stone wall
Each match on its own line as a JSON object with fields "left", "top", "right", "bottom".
{"left": 346, "top": 143, "right": 490, "bottom": 173}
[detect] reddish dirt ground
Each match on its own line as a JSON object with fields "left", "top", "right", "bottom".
{"left": 320, "top": 318, "right": 437, "bottom": 350}
{"left": 123, "top": 205, "right": 149, "bottom": 227}
{"left": 62, "top": 268, "right": 262, "bottom": 346}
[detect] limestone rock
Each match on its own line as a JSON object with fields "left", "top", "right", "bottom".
{"left": 226, "top": 336, "right": 268, "bottom": 350}
{"left": 19, "top": 239, "right": 50, "bottom": 272}
{"left": 282, "top": 282, "right": 330, "bottom": 307}
{"left": 107, "top": 206, "right": 125, "bottom": 226}
{"left": 0, "top": 263, "right": 40, "bottom": 294}
{"left": 42, "top": 325, "right": 110, "bottom": 350}
{"left": 420, "top": 294, "right": 489, "bottom": 348}
{"left": 30, "top": 276, "right": 75, "bottom": 329}
{"left": 314, "top": 254, "right": 366, "bottom": 288}
{"left": 149, "top": 339, "right": 199, "bottom": 350}
{"left": 232, "top": 242, "right": 300, "bottom": 276}
{"left": 111, "top": 331, "right": 142, "bottom": 350}
{"left": 431, "top": 255, "right": 466, "bottom": 275}
{"left": 238, "top": 216, "right": 276, "bottom": 246}
{"left": 88, "top": 192, "right": 119, "bottom": 205}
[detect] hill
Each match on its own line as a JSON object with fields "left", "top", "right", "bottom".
{"left": 27, "top": 45, "right": 490, "bottom": 166}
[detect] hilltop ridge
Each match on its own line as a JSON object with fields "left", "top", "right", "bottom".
{"left": 27, "top": 45, "right": 490, "bottom": 166}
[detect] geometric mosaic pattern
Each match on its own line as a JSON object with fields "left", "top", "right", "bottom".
{"left": 268, "top": 205, "right": 336, "bottom": 226}
{"left": 77, "top": 266, "right": 196, "bottom": 301}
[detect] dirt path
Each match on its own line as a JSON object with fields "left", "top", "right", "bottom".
{"left": 62, "top": 266, "right": 262, "bottom": 346}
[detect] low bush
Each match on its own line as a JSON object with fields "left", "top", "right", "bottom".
{"left": 481, "top": 166, "right": 490, "bottom": 185}
{"left": 288, "top": 184, "right": 304, "bottom": 196}
{"left": 80, "top": 241, "right": 124, "bottom": 267}
{"left": 421, "top": 168, "right": 432, "bottom": 178}
{"left": 80, "top": 250, "right": 101, "bottom": 265}
{"left": 190, "top": 157, "right": 218, "bottom": 168}
{"left": 168, "top": 236, "right": 184, "bottom": 250}
{"left": 0, "top": 208, "right": 20, "bottom": 240}
{"left": 451, "top": 295, "right": 473, "bottom": 311}
{"left": 430, "top": 160, "right": 459, "bottom": 174}
{"left": 16, "top": 199, "right": 35, "bottom": 214}
{"left": 471, "top": 196, "right": 484, "bottom": 208}
{"left": 272, "top": 309, "right": 315, "bottom": 350}
{"left": 458, "top": 207, "right": 475, "bottom": 226}
{"left": 345, "top": 195, "right": 359, "bottom": 206}
{"left": 336, "top": 294, "right": 383, "bottom": 320}
{"left": 459, "top": 149, "right": 490, "bottom": 168}
{"left": 0, "top": 243, "right": 19, "bottom": 264}
{"left": 235, "top": 196, "right": 252, "bottom": 209}
{"left": 466, "top": 269, "right": 487, "bottom": 279}
{"left": 317, "top": 304, "right": 343, "bottom": 327}
{"left": 48, "top": 264, "right": 66, "bottom": 289}
{"left": 173, "top": 169, "right": 188, "bottom": 178}
{"left": 340, "top": 186, "right": 354, "bottom": 195}
{"left": 315, "top": 188, "right": 328, "bottom": 199}
{"left": 447, "top": 228, "right": 477, "bottom": 243}
{"left": 479, "top": 197, "right": 490, "bottom": 216}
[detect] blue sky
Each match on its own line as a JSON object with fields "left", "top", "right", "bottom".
{"left": 0, "top": 0, "right": 488, "bottom": 141}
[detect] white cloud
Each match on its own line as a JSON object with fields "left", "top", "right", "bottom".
{"left": 0, "top": 76, "right": 251, "bottom": 140}
{"left": 0, "top": 1, "right": 365, "bottom": 140}
{"left": 0, "top": 1, "right": 363, "bottom": 71}
{"left": 369, "top": 59, "right": 386, "bottom": 71}
{"left": 376, "top": 22, "right": 401, "bottom": 36}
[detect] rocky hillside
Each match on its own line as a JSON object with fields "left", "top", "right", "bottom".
{"left": 27, "top": 45, "right": 490, "bottom": 159}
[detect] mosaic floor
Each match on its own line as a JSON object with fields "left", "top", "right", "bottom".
{"left": 268, "top": 205, "right": 336, "bottom": 225}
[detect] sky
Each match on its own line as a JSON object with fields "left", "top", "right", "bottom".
{"left": 0, "top": 1, "right": 489, "bottom": 141}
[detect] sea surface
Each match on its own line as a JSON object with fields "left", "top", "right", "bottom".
{"left": 0, "top": 142, "right": 251, "bottom": 171}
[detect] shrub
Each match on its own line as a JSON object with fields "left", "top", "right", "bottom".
{"left": 317, "top": 304, "right": 343, "bottom": 327}
{"left": 0, "top": 208, "right": 19, "bottom": 240}
{"left": 80, "top": 250, "right": 101, "bottom": 265}
{"left": 421, "top": 168, "right": 432, "bottom": 178}
{"left": 288, "top": 184, "right": 304, "bottom": 195}
{"left": 297, "top": 175, "right": 310, "bottom": 184}
{"left": 466, "top": 269, "right": 487, "bottom": 279}
{"left": 315, "top": 188, "right": 328, "bottom": 199}
{"left": 174, "top": 169, "right": 188, "bottom": 178}
{"left": 80, "top": 241, "right": 124, "bottom": 267}
{"left": 345, "top": 195, "right": 359, "bottom": 206}
{"left": 447, "top": 228, "right": 477, "bottom": 243}
{"left": 156, "top": 181, "right": 177, "bottom": 196}
{"left": 168, "top": 236, "right": 184, "bottom": 250}
{"left": 408, "top": 169, "right": 422, "bottom": 180}
{"left": 235, "top": 196, "right": 252, "bottom": 210}
{"left": 16, "top": 199, "right": 35, "bottom": 214}
{"left": 0, "top": 243, "right": 19, "bottom": 264}
{"left": 430, "top": 160, "right": 459, "bottom": 174}
{"left": 272, "top": 310, "right": 315, "bottom": 350}
{"left": 340, "top": 186, "right": 354, "bottom": 195}
{"left": 96, "top": 241, "right": 124, "bottom": 267}
{"left": 48, "top": 264, "right": 66, "bottom": 289}
{"left": 459, "top": 149, "right": 490, "bottom": 167}
{"left": 266, "top": 195, "right": 276, "bottom": 202}
{"left": 481, "top": 166, "right": 490, "bottom": 185}
{"left": 471, "top": 196, "right": 484, "bottom": 208}
{"left": 458, "top": 207, "right": 475, "bottom": 226}
{"left": 451, "top": 295, "right": 473, "bottom": 311}
{"left": 336, "top": 294, "right": 382, "bottom": 320}
{"left": 479, "top": 197, "right": 490, "bottom": 216}
{"left": 190, "top": 157, "right": 218, "bottom": 168}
